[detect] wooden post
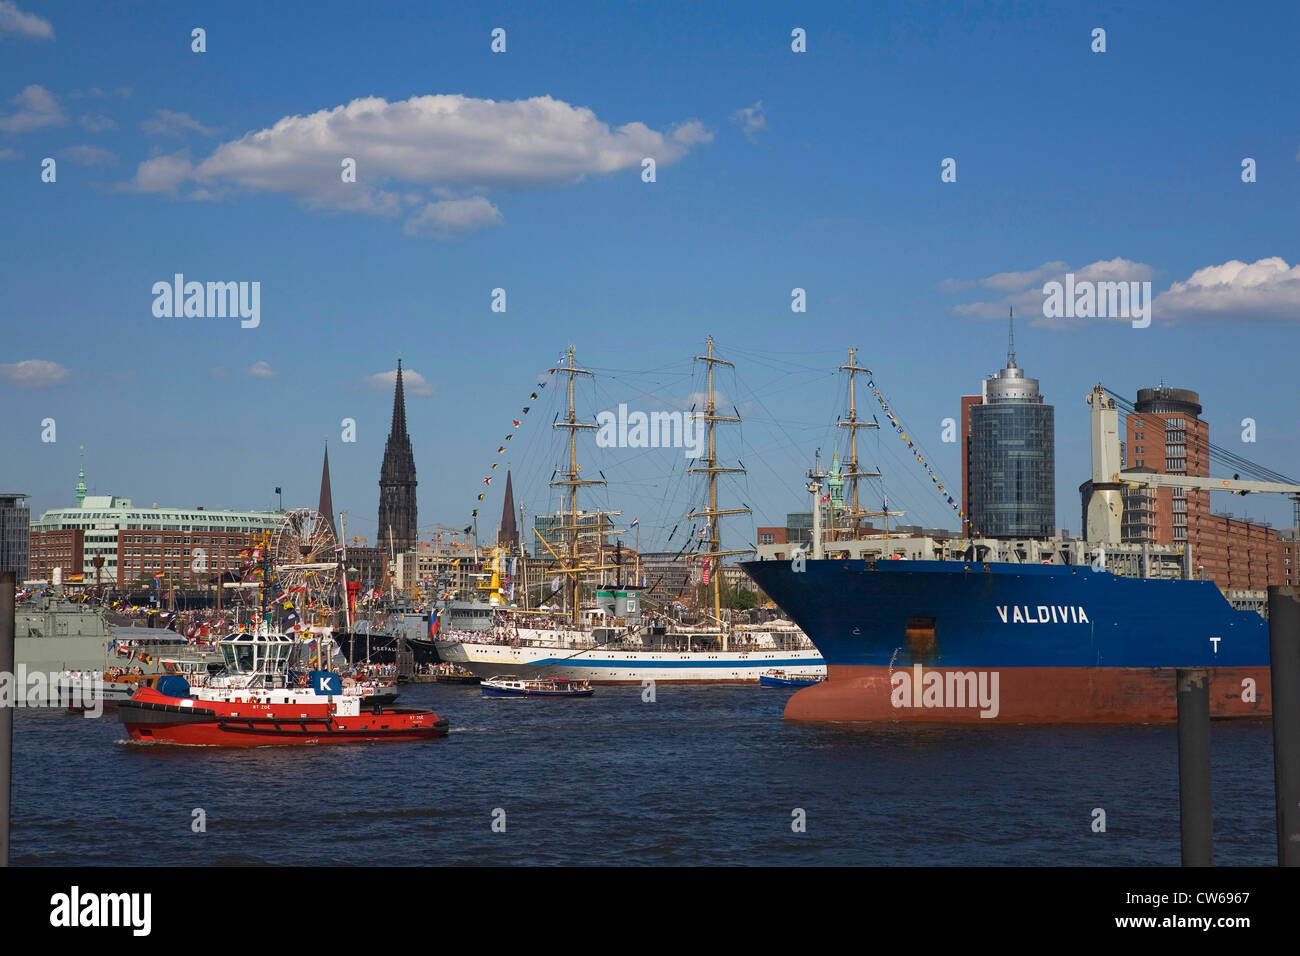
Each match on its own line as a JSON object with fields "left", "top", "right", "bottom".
{"left": 1, "top": 572, "right": 15, "bottom": 867}
{"left": 1176, "top": 667, "right": 1214, "bottom": 866}
{"left": 1268, "top": 586, "right": 1300, "bottom": 866}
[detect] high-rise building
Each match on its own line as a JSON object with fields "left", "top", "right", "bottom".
{"left": 532, "top": 510, "right": 614, "bottom": 559}
{"left": 378, "top": 358, "right": 418, "bottom": 552}
{"left": 963, "top": 313, "right": 1055, "bottom": 539}
{"left": 1, "top": 492, "right": 30, "bottom": 578}
{"left": 1122, "top": 385, "right": 1288, "bottom": 588}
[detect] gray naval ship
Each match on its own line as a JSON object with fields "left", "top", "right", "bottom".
{"left": 16, "top": 581, "right": 211, "bottom": 674}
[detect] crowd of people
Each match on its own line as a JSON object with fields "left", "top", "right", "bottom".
{"left": 349, "top": 662, "right": 399, "bottom": 681}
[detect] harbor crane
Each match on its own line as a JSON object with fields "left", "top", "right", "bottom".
{"left": 1085, "top": 384, "right": 1300, "bottom": 550}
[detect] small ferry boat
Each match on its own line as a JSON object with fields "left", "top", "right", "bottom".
{"left": 432, "top": 663, "right": 481, "bottom": 685}
{"left": 119, "top": 627, "right": 448, "bottom": 745}
{"left": 759, "top": 670, "right": 827, "bottom": 688}
{"left": 57, "top": 653, "right": 220, "bottom": 713}
{"left": 481, "top": 676, "right": 594, "bottom": 698}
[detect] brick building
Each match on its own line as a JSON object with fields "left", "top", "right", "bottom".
{"left": 114, "top": 529, "right": 259, "bottom": 588}
{"left": 1121, "top": 385, "right": 1290, "bottom": 589}
{"left": 28, "top": 528, "right": 83, "bottom": 581}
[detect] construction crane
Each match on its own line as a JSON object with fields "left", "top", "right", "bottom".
{"left": 420, "top": 525, "right": 472, "bottom": 547}
{"left": 1085, "top": 384, "right": 1300, "bottom": 546}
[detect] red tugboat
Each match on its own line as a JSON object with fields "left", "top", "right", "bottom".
{"left": 120, "top": 627, "right": 448, "bottom": 746}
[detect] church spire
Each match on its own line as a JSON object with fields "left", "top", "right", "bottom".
{"left": 390, "top": 356, "right": 408, "bottom": 440}
{"left": 318, "top": 443, "right": 336, "bottom": 540}
{"left": 498, "top": 469, "right": 518, "bottom": 551}
{"left": 75, "top": 446, "right": 87, "bottom": 507}
{"left": 379, "top": 357, "right": 418, "bottom": 552}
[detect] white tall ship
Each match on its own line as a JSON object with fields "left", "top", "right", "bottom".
{"left": 432, "top": 584, "right": 822, "bottom": 683}
{"left": 433, "top": 342, "right": 824, "bottom": 683}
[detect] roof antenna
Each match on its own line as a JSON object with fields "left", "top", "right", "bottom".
{"left": 1007, "top": 306, "right": 1016, "bottom": 368}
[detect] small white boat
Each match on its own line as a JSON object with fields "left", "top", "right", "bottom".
{"left": 481, "top": 676, "right": 594, "bottom": 698}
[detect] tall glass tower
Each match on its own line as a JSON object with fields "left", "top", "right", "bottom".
{"left": 0, "top": 492, "right": 30, "bottom": 578}
{"left": 967, "top": 314, "right": 1055, "bottom": 539}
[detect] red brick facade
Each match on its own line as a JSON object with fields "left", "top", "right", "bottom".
{"left": 1125, "top": 401, "right": 1290, "bottom": 589}
{"left": 115, "top": 530, "right": 257, "bottom": 587}
{"left": 28, "top": 529, "right": 84, "bottom": 580}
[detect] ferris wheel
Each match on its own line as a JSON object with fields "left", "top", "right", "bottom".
{"left": 270, "top": 508, "right": 341, "bottom": 614}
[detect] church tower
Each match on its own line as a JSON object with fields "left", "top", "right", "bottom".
{"left": 498, "top": 469, "right": 518, "bottom": 552}
{"left": 378, "top": 358, "right": 418, "bottom": 552}
{"left": 318, "top": 444, "right": 336, "bottom": 540}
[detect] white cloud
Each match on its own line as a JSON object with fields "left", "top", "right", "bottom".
{"left": 1, "top": 359, "right": 68, "bottom": 388}
{"left": 59, "top": 144, "right": 117, "bottom": 166}
{"left": 141, "top": 108, "right": 218, "bottom": 137}
{"left": 130, "top": 149, "right": 193, "bottom": 194}
{"left": 0, "top": 1, "right": 53, "bottom": 40}
{"left": 364, "top": 367, "right": 433, "bottom": 397}
{"left": 978, "top": 261, "right": 1070, "bottom": 293}
{"left": 948, "top": 257, "right": 1156, "bottom": 323}
{"left": 0, "top": 146, "right": 21, "bottom": 161}
{"left": 1073, "top": 257, "right": 1157, "bottom": 284}
{"left": 730, "top": 101, "right": 767, "bottom": 142}
{"left": 79, "top": 112, "right": 117, "bottom": 132}
{"left": 246, "top": 361, "right": 275, "bottom": 378}
{"left": 682, "top": 390, "right": 729, "bottom": 411}
{"left": 403, "top": 196, "right": 502, "bottom": 236}
{"left": 127, "top": 93, "right": 712, "bottom": 235}
{"left": 1154, "top": 257, "right": 1300, "bottom": 323}
{"left": 69, "top": 86, "right": 131, "bottom": 100}
{"left": 0, "top": 84, "right": 64, "bottom": 132}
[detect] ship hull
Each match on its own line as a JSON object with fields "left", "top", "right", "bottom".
{"left": 119, "top": 695, "right": 448, "bottom": 746}
{"left": 784, "top": 664, "right": 1269, "bottom": 723}
{"left": 741, "top": 558, "right": 1273, "bottom": 723}
{"left": 435, "top": 640, "right": 824, "bottom": 684}
{"left": 481, "top": 684, "right": 594, "bottom": 698}
{"left": 759, "top": 674, "right": 823, "bottom": 688}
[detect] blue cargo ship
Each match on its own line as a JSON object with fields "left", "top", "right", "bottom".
{"left": 741, "top": 557, "right": 1271, "bottom": 723}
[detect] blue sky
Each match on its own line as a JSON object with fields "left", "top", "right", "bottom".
{"left": 3, "top": 0, "right": 1299, "bottom": 549}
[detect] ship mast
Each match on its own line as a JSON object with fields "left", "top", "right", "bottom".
{"left": 836, "top": 348, "right": 882, "bottom": 540}
{"left": 549, "top": 346, "right": 603, "bottom": 628}
{"left": 687, "top": 337, "right": 752, "bottom": 648}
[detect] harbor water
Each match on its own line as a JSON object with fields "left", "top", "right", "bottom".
{"left": 10, "top": 683, "right": 1276, "bottom": 866}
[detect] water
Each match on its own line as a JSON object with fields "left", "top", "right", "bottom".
{"left": 9, "top": 684, "right": 1277, "bottom": 865}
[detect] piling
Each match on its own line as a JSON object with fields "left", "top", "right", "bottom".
{"left": 1, "top": 572, "right": 15, "bottom": 867}
{"left": 1176, "top": 667, "right": 1213, "bottom": 866}
{"left": 1268, "top": 587, "right": 1300, "bottom": 866}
